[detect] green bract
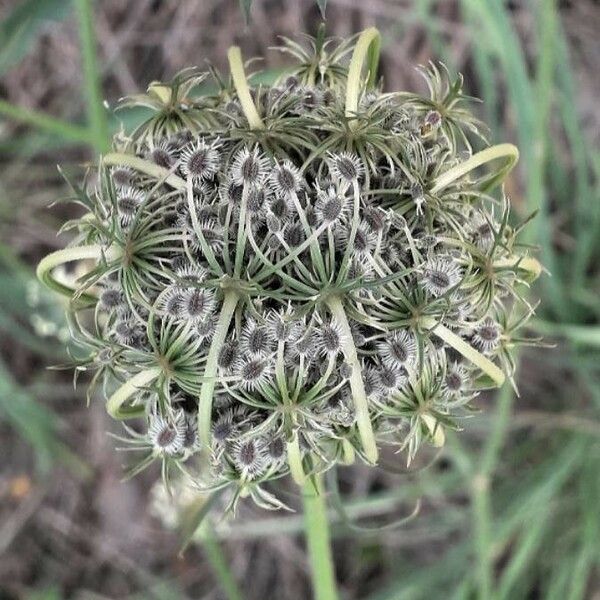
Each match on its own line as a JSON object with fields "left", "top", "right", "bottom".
{"left": 38, "top": 28, "right": 540, "bottom": 512}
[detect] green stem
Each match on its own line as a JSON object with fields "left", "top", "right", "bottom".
{"left": 36, "top": 244, "right": 121, "bottom": 305}
{"left": 287, "top": 433, "right": 306, "bottom": 485}
{"left": 106, "top": 367, "right": 161, "bottom": 419}
{"left": 326, "top": 296, "right": 378, "bottom": 463}
{"left": 345, "top": 28, "right": 381, "bottom": 127}
{"left": 303, "top": 475, "right": 339, "bottom": 600}
{"left": 186, "top": 178, "right": 223, "bottom": 276}
{"left": 227, "top": 46, "right": 264, "bottom": 130}
{"left": 103, "top": 153, "right": 186, "bottom": 190}
{"left": 198, "top": 291, "right": 239, "bottom": 448}
{"left": 234, "top": 187, "right": 248, "bottom": 278}
{"left": 430, "top": 143, "right": 519, "bottom": 194}
{"left": 74, "top": 0, "right": 109, "bottom": 153}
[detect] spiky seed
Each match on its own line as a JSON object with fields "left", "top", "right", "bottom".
{"left": 180, "top": 139, "right": 220, "bottom": 181}
{"left": 149, "top": 144, "right": 175, "bottom": 169}
{"left": 377, "top": 365, "right": 406, "bottom": 394}
{"left": 362, "top": 367, "right": 381, "bottom": 397}
{"left": 283, "top": 222, "right": 304, "bottom": 247}
{"left": 181, "top": 288, "right": 215, "bottom": 322}
{"left": 318, "top": 321, "right": 344, "bottom": 356}
{"left": 443, "top": 363, "right": 468, "bottom": 396}
{"left": 271, "top": 160, "right": 302, "bottom": 196}
{"left": 99, "top": 288, "right": 123, "bottom": 310}
{"left": 472, "top": 318, "right": 501, "bottom": 353}
{"left": 421, "top": 257, "right": 462, "bottom": 297}
{"left": 220, "top": 179, "right": 244, "bottom": 205}
{"left": 267, "top": 437, "right": 285, "bottom": 461}
{"left": 293, "top": 329, "right": 316, "bottom": 360}
{"left": 196, "top": 318, "right": 216, "bottom": 340}
{"left": 267, "top": 311, "right": 302, "bottom": 343}
{"left": 328, "top": 152, "right": 364, "bottom": 183}
{"left": 116, "top": 187, "right": 144, "bottom": 222}
{"left": 363, "top": 206, "right": 387, "bottom": 232}
{"left": 237, "top": 356, "right": 272, "bottom": 390}
{"left": 183, "top": 417, "right": 199, "bottom": 449}
{"left": 111, "top": 166, "right": 134, "bottom": 187}
{"left": 339, "top": 362, "right": 353, "bottom": 379}
{"left": 212, "top": 411, "right": 236, "bottom": 443}
{"left": 241, "top": 320, "right": 273, "bottom": 356}
{"left": 162, "top": 287, "right": 184, "bottom": 318}
{"left": 270, "top": 196, "right": 291, "bottom": 220}
{"left": 114, "top": 320, "right": 139, "bottom": 345}
{"left": 148, "top": 413, "right": 186, "bottom": 455}
{"left": 267, "top": 214, "right": 283, "bottom": 233}
{"left": 218, "top": 340, "right": 238, "bottom": 371}
{"left": 231, "top": 147, "right": 269, "bottom": 185}
{"left": 232, "top": 438, "right": 267, "bottom": 479}
{"left": 377, "top": 330, "right": 417, "bottom": 368}
{"left": 247, "top": 185, "right": 268, "bottom": 216}
{"left": 315, "top": 186, "right": 347, "bottom": 225}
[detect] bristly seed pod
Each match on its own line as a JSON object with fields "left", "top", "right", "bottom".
{"left": 148, "top": 412, "right": 186, "bottom": 456}
{"left": 37, "top": 28, "right": 540, "bottom": 514}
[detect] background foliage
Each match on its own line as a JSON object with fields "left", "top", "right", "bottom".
{"left": 0, "top": 1, "right": 599, "bottom": 598}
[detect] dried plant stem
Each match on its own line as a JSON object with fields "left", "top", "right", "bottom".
{"left": 103, "top": 153, "right": 186, "bottom": 189}
{"left": 345, "top": 27, "right": 381, "bottom": 127}
{"left": 303, "top": 475, "right": 339, "bottom": 600}
{"left": 421, "top": 318, "right": 505, "bottom": 386}
{"left": 36, "top": 244, "right": 121, "bottom": 304}
{"left": 198, "top": 290, "right": 239, "bottom": 448}
{"left": 494, "top": 255, "right": 542, "bottom": 280}
{"left": 106, "top": 367, "right": 161, "bottom": 419}
{"left": 228, "top": 46, "right": 264, "bottom": 130}
{"left": 430, "top": 143, "right": 519, "bottom": 194}
{"left": 326, "top": 295, "right": 378, "bottom": 464}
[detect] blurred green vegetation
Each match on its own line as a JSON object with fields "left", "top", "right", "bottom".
{"left": 1, "top": 0, "right": 599, "bottom": 599}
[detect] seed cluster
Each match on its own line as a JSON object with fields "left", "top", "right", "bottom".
{"left": 51, "top": 33, "right": 537, "bottom": 511}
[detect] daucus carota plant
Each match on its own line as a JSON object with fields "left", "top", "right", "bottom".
{"left": 37, "top": 25, "right": 540, "bottom": 590}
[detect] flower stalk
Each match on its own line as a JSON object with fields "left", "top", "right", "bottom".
{"left": 36, "top": 244, "right": 121, "bottom": 304}
{"left": 345, "top": 27, "right": 381, "bottom": 126}
{"left": 228, "top": 46, "right": 264, "bottom": 130}
{"left": 104, "top": 153, "right": 186, "bottom": 189}
{"left": 197, "top": 290, "right": 239, "bottom": 449}
{"left": 431, "top": 143, "right": 519, "bottom": 194}
{"left": 303, "top": 475, "right": 339, "bottom": 600}
{"left": 326, "top": 295, "right": 378, "bottom": 464}
{"left": 106, "top": 367, "right": 161, "bottom": 419}
{"left": 420, "top": 318, "right": 505, "bottom": 386}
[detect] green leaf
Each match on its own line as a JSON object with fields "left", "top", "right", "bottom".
{"left": 0, "top": 0, "right": 72, "bottom": 76}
